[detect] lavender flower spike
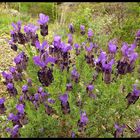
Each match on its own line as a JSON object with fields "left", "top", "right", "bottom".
{"left": 0, "top": 98, "right": 5, "bottom": 105}
{"left": 69, "top": 23, "right": 75, "bottom": 34}
{"left": 22, "top": 85, "right": 28, "bottom": 93}
{"left": 38, "top": 13, "right": 49, "bottom": 36}
{"left": 80, "top": 25, "right": 85, "bottom": 35}
{"left": 114, "top": 123, "right": 126, "bottom": 138}
{"left": 38, "top": 13, "right": 49, "bottom": 25}
{"left": 59, "top": 93, "right": 68, "bottom": 105}
{"left": 16, "top": 104, "right": 24, "bottom": 114}
{"left": 108, "top": 39, "right": 117, "bottom": 54}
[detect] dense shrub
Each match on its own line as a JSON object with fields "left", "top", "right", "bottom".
{"left": 0, "top": 3, "right": 140, "bottom": 138}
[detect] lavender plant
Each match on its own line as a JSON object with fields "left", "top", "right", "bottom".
{"left": 0, "top": 13, "right": 140, "bottom": 138}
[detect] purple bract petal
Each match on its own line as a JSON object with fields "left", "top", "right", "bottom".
{"left": 7, "top": 83, "right": 14, "bottom": 90}
{"left": 48, "top": 98, "right": 55, "bottom": 104}
{"left": 34, "top": 93, "right": 39, "bottom": 101}
{"left": 88, "top": 28, "right": 93, "bottom": 38}
{"left": 0, "top": 98, "right": 5, "bottom": 104}
{"left": 74, "top": 43, "right": 80, "bottom": 49}
{"left": 87, "top": 84, "right": 94, "bottom": 91}
{"left": 80, "top": 112, "right": 88, "bottom": 124}
{"left": 38, "top": 13, "right": 49, "bottom": 25}
{"left": 80, "top": 25, "right": 85, "bottom": 31}
{"left": 22, "top": 85, "right": 28, "bottom": 92}
{"left": 108, "top": 39, "right": 117, "bottom": 53}
{"left": 16, "top": 104, "right": 24, "bottom": 114}
{"left": 38, "top": 87, "right": 43, "bottom": 93}
{"left": 59, "top": 93, "right": 68, "bottom": 104}
{"left": 33, "top": 56, "right": 46, "bottom": 68}
{"left": 9, "top": 67, "right": 16, "bottom": 73}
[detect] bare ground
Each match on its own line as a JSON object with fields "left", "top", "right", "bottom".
{"left": 0, "top": 33, "right": 17, "bottom": 97}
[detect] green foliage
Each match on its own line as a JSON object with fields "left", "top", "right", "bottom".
{"left": 0, "top": 2, "right": 140, "bottom": 138}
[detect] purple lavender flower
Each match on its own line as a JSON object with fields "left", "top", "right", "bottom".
{"left": 121, "top": 42, "right": 129, "bottom": 56}
{"left": 24, "top": 24, "right": 38, "bottom": 34}
{"left": 38, "top": 13, "right": 49, "bottom": 25}
{"left": 118, "top": 42, "right": 138, "bottom": 75}
{"left": 24, "top": 24, "right": 39, "bottom": 44}
{"left": 126, "top": 85, "right": 140, "bottom": 108}
{"left": 38, "top": 13, "right": 49, "bottom": 36}
{"left": 69, "top": 23, "right": 75, "bottom": 34}
{"left": 80, "top": 25, "right": 85, "bottom": 31}
{"left": 102, "top": 59, "right": 114, "bottom": 84}
{"left": 59, "top": 93, "right": 68, "bottom": 105}
{"left": 2, "top": 71, "right": 13, "bottom": 83}
{"left": 80, "top": 112, "right": 88, "bottom": 125}
{"left": 6, "top": 82, "right": 18, "bottom": 96}
{"left": 125, "top": 43, "right": 136, "bottom": 57}
{"left": 53, "top": 35, "right": 61, "bottom": 48}
{"left": 38, "top": 87, "right": 43, "bottom": 93}
{"left": 95, "top": 50, "right": 107, "bottom": 65}
{"left": 7, "top": 83, "right": 14, "bottom": 90}
{"left": 35, "top": 40, "right": 48, "bottom": 52}
{"left": 41, "top": 92, "right": 49, "bottom": 98}
{"left": 66, "top": 83, "right": 73, "bottom": 91}
{"left": 27, "top": 78, "right": 32, "bottom": 86}
{"left": 14, "top": 52, "right": 28, "bottom": 73}
{"left": 71, "top": 67, "right": 80, "bottom": 83}
{"left": 74, "top": 43, "right": 80, "bottom": 49}
{"left": 8, "top": 113, "right": 19, "bottom": 122}
{"left": 33, "top": 56, "right": 46, "bottom": 68}
{"left": 136, "top": 29, "right": 140, "bottom": 37}
{"left": 48, "top": 98, "right": 55, "bottom": 104}
{"left": 87, "top": 28, "right": 93, "bottom": 41}
{"left": 98, "top": 50, "right": 107, "bottom": 62}
{"left": 9, "top": 67, "right": 16, "bottom": 74}
{"left": 114, "top": 123, "right": 126, "bottom": 138}
{"left": 12, "top": 21, "right": 21, "bottom": 32}
{"left": 87, "top": 29, "right": 93, "bottom": 36}
{"left": 11, "top": 21, "right": 26, "bottom": 45}
{"left": 0, "top": 97, "right": 6, "bottom": 114}
{"left": 128, "top": 52, "right": 138, "bottom": 63}
{"left": 86, "top": 84, "right": 94, "bottom": 93}
{"left": 33, "top": 55, "right": 56, "bottom": 68}
{"left": 108, "top": 39, "right": 117, "bottom": 54}
{"left": 61, "top": 43, "right": 72, "bottom": 53}
{"left": 34, "top": 93, "right": 40, "bottom": 101}
{"left": 59, "top": 93, "right": 70, "bottom": 114}
{"left": 10, "top": 31, "right": 18, "bottom": 43}
{"left": 80, "top": 25, "right": 85, "bottom": 35}
{"left": 10, "top": 125, "right": 20, "bottom": 138}
{"left": 68, "top": 34, "right": 73, "bottom": 45}
{"left": 22, "top": 85, "right": 28, "bottom": 93}
{"left": 16, "top": 104, "right": 24, "bottom": 114}
{"left": 74, "top": 43, "right": 80, "bottom": 55}
{"left": 78, "top": 111, "right": 88, "bottom": 132}
{"left": 19, "top": 95, "right": 24, "bottom": 103}
{"left": 14, "top": 55, "right": 22, "bottom": 64}
{"left": 0, "top": 98, "right": 5, "bottom": 105}
{"left": 71, "top": 131, "right": 75, "bottom": 138}
{"left": 85, "top": 42, "right": 94, "bottom": 52}
{"left": 135, "top": 121, "right": 140, "bottom": 134}
{"left": 102, "top": 59, "right": 114, "bottom": 72}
